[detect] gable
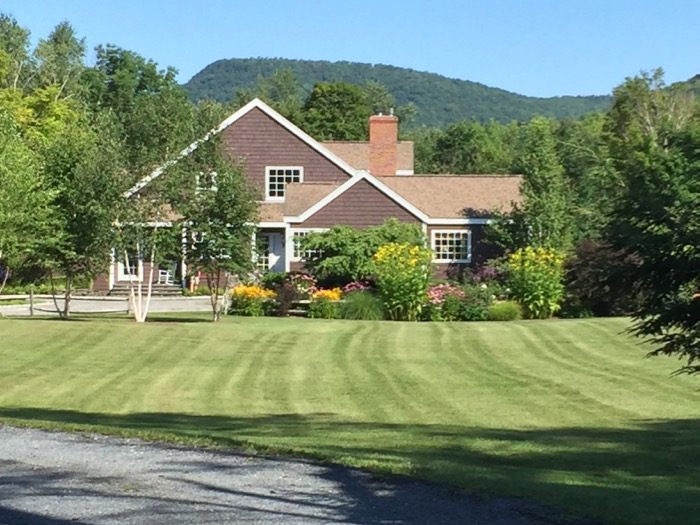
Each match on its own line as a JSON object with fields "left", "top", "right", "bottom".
{"left": 298, "top": 178, "right": 421, "bottom": 228}
{"left": 220, "top": 108, "right": 352, "bottom": 196}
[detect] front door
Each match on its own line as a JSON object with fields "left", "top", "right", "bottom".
{"left": 116, "top": 251, "right": 143, "bottom": 282}
{"left": 256, "top": 233, "right": 285, "bottom": 273}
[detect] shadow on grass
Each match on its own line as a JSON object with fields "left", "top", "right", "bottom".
{"left": 0, "top": 407, "right": 697, "bottom": 524}
{"left": 2, "top": 313, "right": 214, "bottom": 323}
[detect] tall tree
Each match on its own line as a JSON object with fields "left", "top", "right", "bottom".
{"left": 556, "top": 113, "right": 620, "bottom": 241}
{"left": 0, "top": 111, "right": 58, "bottom": 292}
{"left": 169, "top": 138, "right": 258, "bottom": 321}
{"left": 489, "top": 117, "right": 573, "bottom": 251}
{"left": 82, "top": 44, "right": 195, "bottom": 174}
{"left": 234, "top": 68, "right": 305, "bottom": 124}
{"left": 33, "top": 21, "right": 85, "bottom": 100}
{"left": 302, "top": 82, "right": 372, "bottom": 140}
{"left": 605, "top": 71, "right": 699, "bottom": 374}
{"left": 0, "top": 13, "right": 33, "bottom": 90}
{"left": 42, "top": 110, "right": 125, "bottom": 317}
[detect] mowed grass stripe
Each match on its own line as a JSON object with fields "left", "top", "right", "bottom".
{"left": 502, "top": 324, "right": 644, "bottom": 424}
{"left": 334, "top": 323, "right": 391, "bottom": 421}
{"left": 1, "top": 316, "right": 699, "bottom": 525}
{"left": 523, "top": 321, "right": 692, "bottom": 417}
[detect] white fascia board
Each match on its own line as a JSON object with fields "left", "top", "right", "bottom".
{"left": 257, "top": 221, "right": 289, "bottom": 228}
{"left": 125, "top": 98, "right": 360, "bottom": 199}
{"left": 283, "top": 175, "right": 366, "bottom": 223}
{"left": 425, "top": 218, "right": 492, "bottom": 225}
{"left": 361, "top": 173, "right": 431, "bottom": 223}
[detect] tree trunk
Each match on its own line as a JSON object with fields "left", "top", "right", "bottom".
{"left": 0, "top": 265, "right": 9, "bottom": 295}
{"left": 62, "top": 275, "right": 72, "bottom": 319}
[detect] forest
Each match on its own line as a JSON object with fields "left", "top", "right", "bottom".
{"left": 184, "top": 57, "right": 613, "bottom": 127}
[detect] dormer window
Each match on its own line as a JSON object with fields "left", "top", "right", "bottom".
{"left": 265, "top": 167, "right": 303, "bottom": 201}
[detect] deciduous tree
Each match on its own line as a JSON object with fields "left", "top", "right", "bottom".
{"left": 605, "top": 70, "right": 699, "bottom": 374}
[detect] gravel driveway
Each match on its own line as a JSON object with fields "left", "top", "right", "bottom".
{"left": 0, "top": 425, "right": 589, "bottom": 525}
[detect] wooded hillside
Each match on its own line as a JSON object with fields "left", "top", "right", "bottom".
{"left": 184, "top": 58, "right": 612, "bottom": 127}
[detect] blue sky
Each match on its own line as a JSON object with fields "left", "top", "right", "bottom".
{"left": 2, "top": 0, "right": 698, "bottom": 97}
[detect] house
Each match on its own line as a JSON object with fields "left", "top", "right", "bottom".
{"left": 95, "top": 98, "right": 521, "bottom": 292}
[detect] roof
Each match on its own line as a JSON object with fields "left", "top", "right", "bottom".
{"left": 258, "top": 202, "right": 285, "bottom": 222}
{"left": 376, "top": 175, "right": 523, "bottom": 219}
{"left": 284, "top": 182, "right": 342, "bottom": 216}
{"left": 322, "top": 141, "right": 414, "bottom": 174}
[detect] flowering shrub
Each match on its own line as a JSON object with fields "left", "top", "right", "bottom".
{"left": 230, "top": 284, "right": 276, "bottom": 316}
{"left": 505, "top": 247, "right": 565, "bottom": 319}
{"left": 373, "top": 243, "right": 432, "bottom": 321}
{"left": 288, "top": 273, "right": 317, "bottom": 298}
{"left": 309, "top": 287, "right": 342, "bottom": 319}
{"left": 311, "top": 287, "right": 342, "bottom": 302}
{"left": 342, "top": 280, "right": 373, "bottom": 294}
{"left": 427, "top": 283, "right": 465, "bottom": 305}
{"left": 471, "top": 265, "right": 503, "bottom": 283}
{"left": 422, "top": 282, "right": 493, "bottom": 321}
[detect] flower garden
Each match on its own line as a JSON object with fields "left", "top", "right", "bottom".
{"left": 230, "top": 240, "right": 567, "bottom": 323}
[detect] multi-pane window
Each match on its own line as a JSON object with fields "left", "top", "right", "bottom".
{"left": 291, "top": 230, "right": 324, "bottom": 261}
{"left": 431, "top": 230, "right": 471, "bottom": 263}
{"left": 265, "top": 167, "right": 302, "bottom": 200}
{"left": 256, "top": 234, "right": 270, "bottom": 271}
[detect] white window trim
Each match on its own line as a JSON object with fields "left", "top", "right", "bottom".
{"left": 431, "top": 229, "right": 472, "bottom": 264}
{"left": 265, "top": 166, "right": 304, "bottom": 202}
{"left": 288, "top": 228, "right": 328, "bottom": 261}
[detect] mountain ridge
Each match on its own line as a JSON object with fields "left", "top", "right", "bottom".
{"left": 184, "top": 57, "right": 612, "bottom": 127}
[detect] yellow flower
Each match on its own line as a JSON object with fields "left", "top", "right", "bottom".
{"left": 311, "top": 288, "right": 342, "bottom": 301}
{"left": 231, "top": 284, "right": 277, "bottom": 299}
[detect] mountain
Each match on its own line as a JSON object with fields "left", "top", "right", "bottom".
{"left": 184, "top": 58, "right": 612, "bottom": 127}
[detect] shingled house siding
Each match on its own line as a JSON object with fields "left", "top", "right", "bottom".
{"left": 220, "top": 108, "right": 351, "bottom": 194}
{"left": 299, "top": 179, "right": 421, "bottom": 229}
{"left": 427, "top": 224, "right": 498, "bottom": 279}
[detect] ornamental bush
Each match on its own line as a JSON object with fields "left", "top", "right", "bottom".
{"left": 308, "top": 287, "right": 342, "bottom": 319}
{"left": 424, "top": 283, "right": 466, "bottom": 321}
{"left": 505, "top": 247, "right": 565, "bottom": 319}
{"left": 487, "top": 301, "right": 522, "bottom": 321}
{"left": 230, "top": 284, "right": 277, "bottom": 316}
{"left": 459, "top": 283, "right": 494, "bottom": 321}
{"left": 373, "top": 243, "right": 433, "bottom": 321}
{"left": 340, "top": 290, "right": 385, "bottom": 320}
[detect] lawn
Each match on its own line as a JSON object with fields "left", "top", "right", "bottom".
{"left": 0, "top": 316, "right": 698, "bottom": 524}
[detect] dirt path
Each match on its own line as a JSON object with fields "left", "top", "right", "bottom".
{"left": 0, "top": 425, "right": 590, "bottom": 525}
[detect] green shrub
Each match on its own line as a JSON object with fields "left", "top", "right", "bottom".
{"left": 261, "top": 271, "right": 287, "bottom": 290}
{"left": 487, "top": 301, "right": 522, "bottom": 321}
{"left": 558, "top": 292, "right": 594, "bottom": 319}
{"left": 308, "top": 298, "right": 339, "bottom": 319}
{"left": 341, "top": 291, "right": 385, "bottom": 320}
{"left": 302, "top": 219, "right": 425, "bottom": 285}
{"left": 459, "top": 283, "right": 494, "bottom": 321}
{"left": 505, "top": 247, "right": 565, "bottom": 319}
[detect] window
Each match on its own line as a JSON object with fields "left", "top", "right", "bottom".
{"left": 195, "top": 171, "right": 218, "bottom": 193}
{"left": 291, "top": 230, "right": 325, "bottom": 261}
{"left": 256, "top": 234, "right": 270, "bottom": 271}
{"left": 431, "top": 230, "right": 471, "bottom": 263}
{"left": 265, "top": 167, "right": 303, "bottom": 201}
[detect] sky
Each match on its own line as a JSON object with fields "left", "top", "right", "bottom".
{"left": 2, "top": 0, "right": 698, "bottom": 98}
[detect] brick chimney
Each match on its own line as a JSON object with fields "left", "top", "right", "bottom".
{"left": 369, "top": 113, "right": 398, "bottom": 176}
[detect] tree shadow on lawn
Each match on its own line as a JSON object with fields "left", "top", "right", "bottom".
{"left": 0, "top": 407, "right": 697, "bottom": 524}
{"left": 4, "top": 313, "right": 213, "bottom": 323}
